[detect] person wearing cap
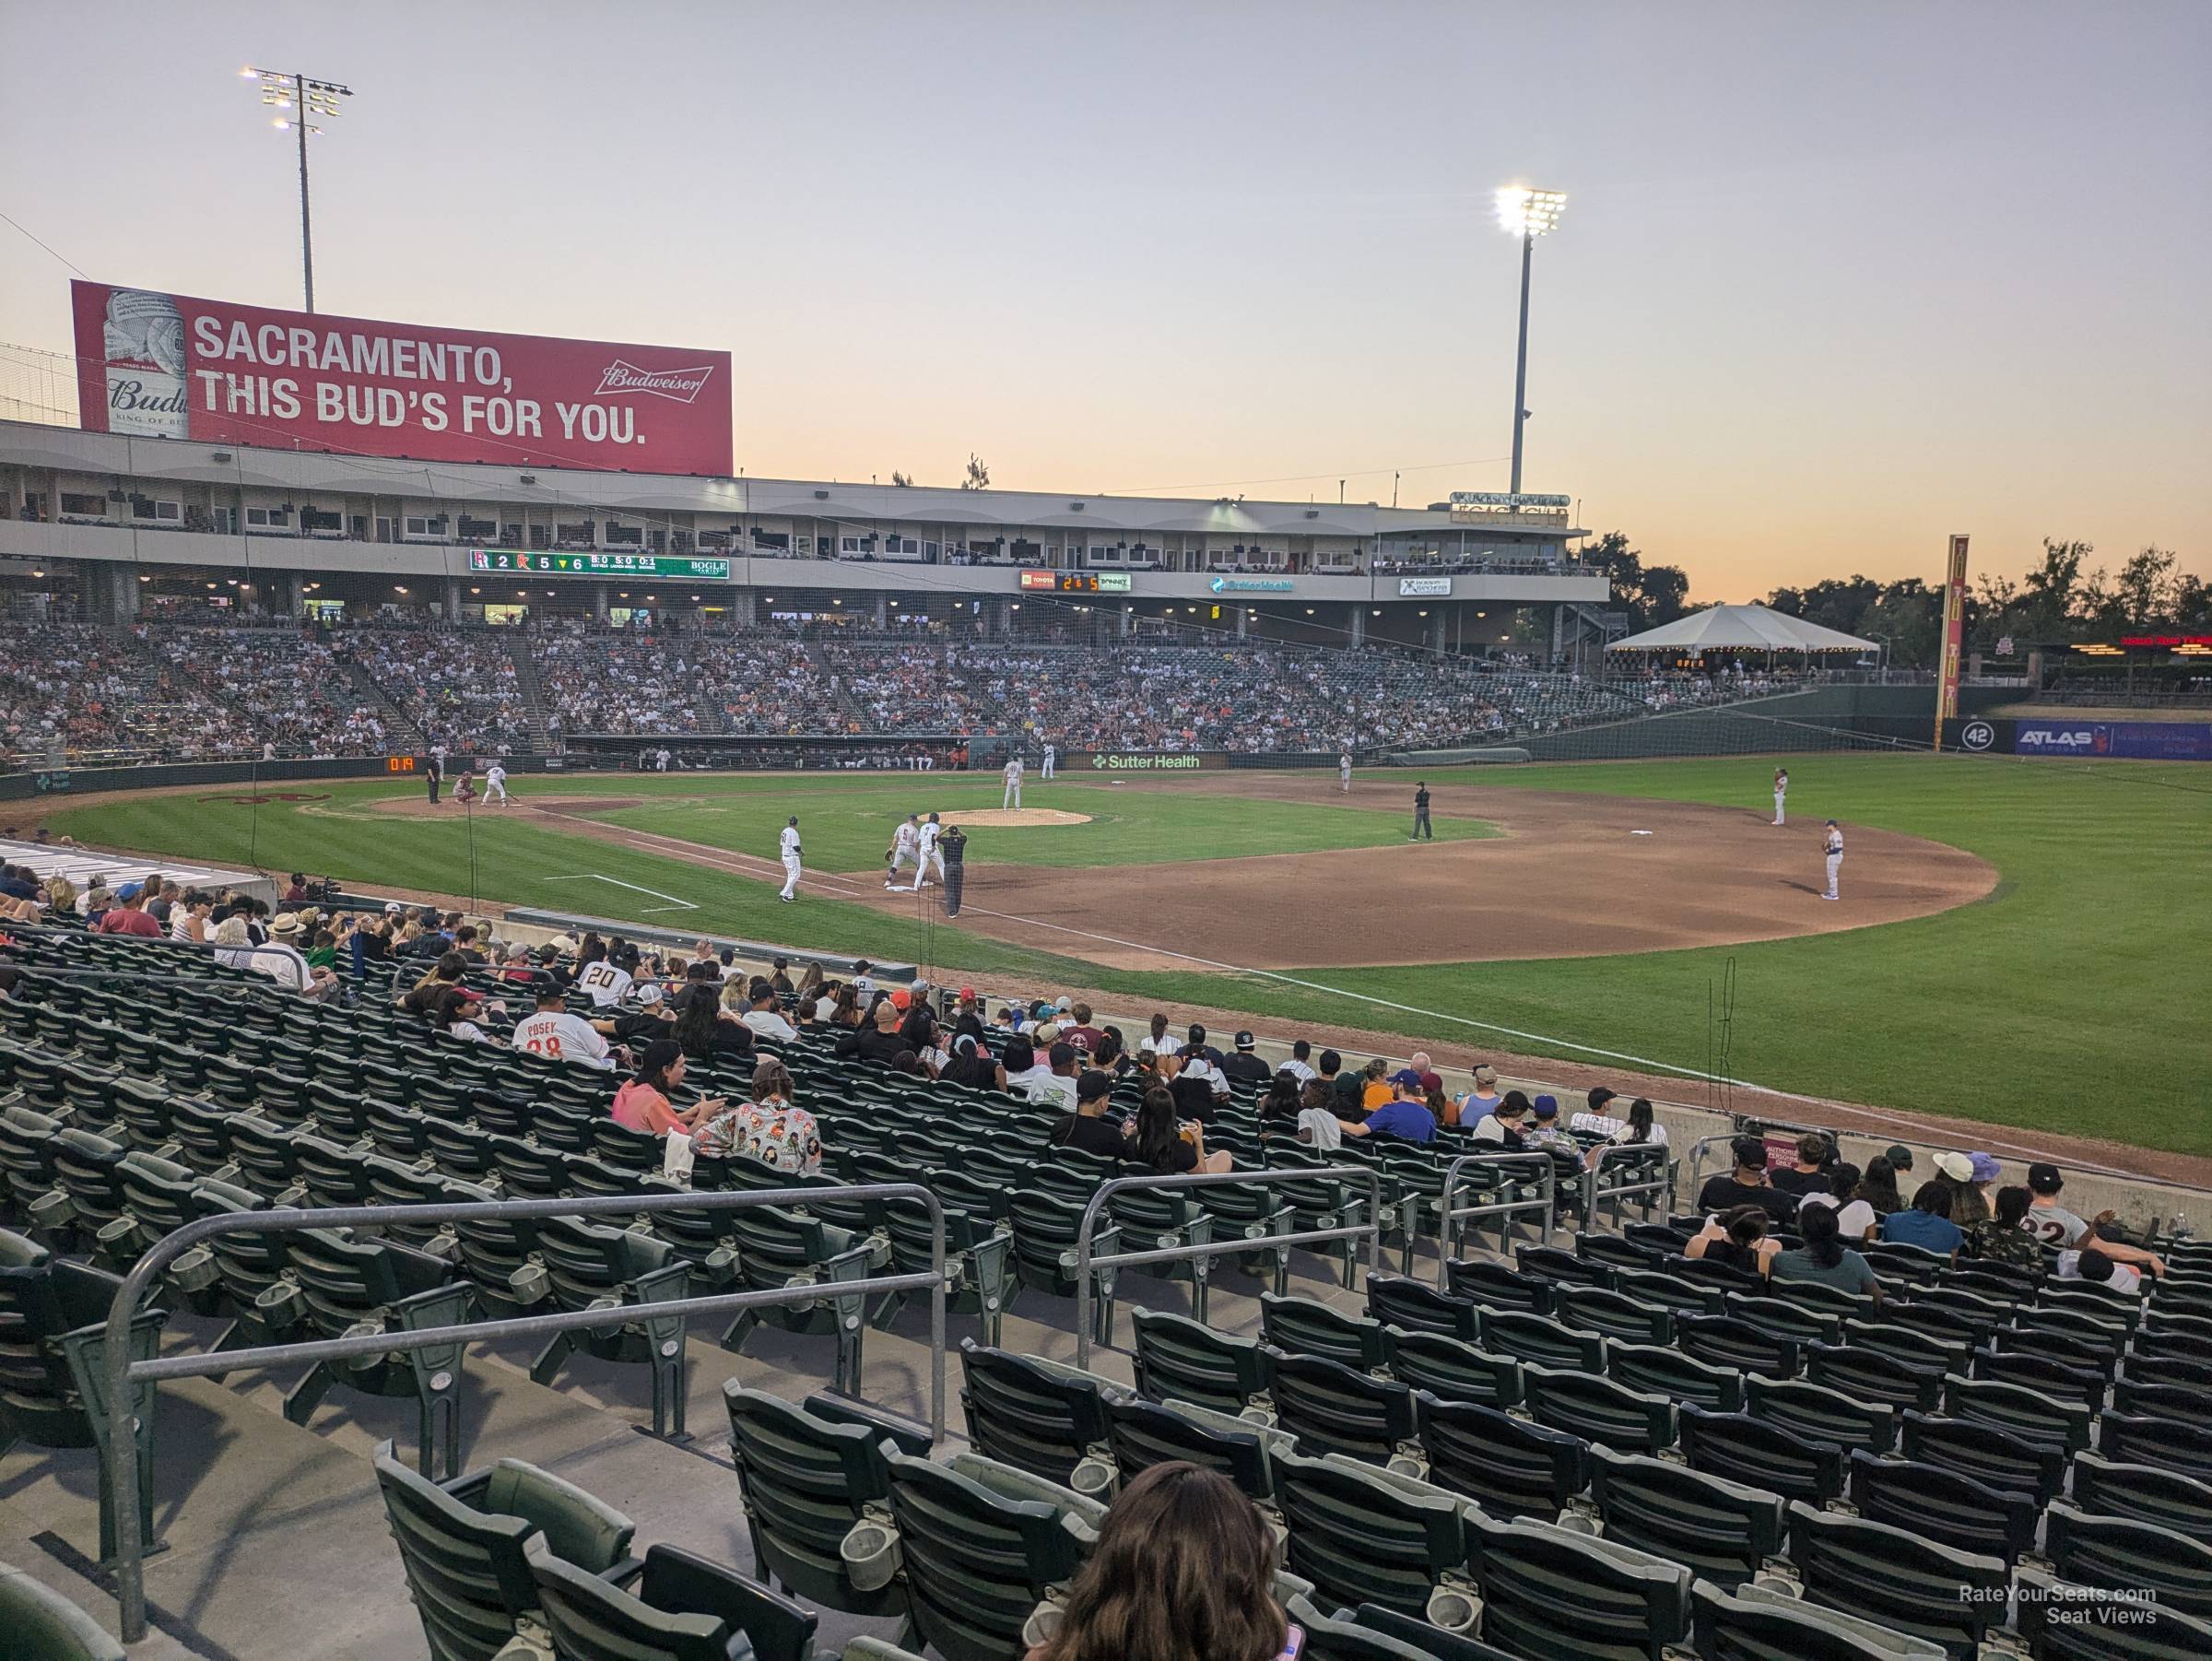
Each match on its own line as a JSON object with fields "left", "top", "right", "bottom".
{"left": 97, "top": 887, "right": 163, "bottom": 937}
{"left": 433, "top": 985, "right": 494, "bottom": 1045}
{"left": 1050, "top": 1069, "right": 1127, "bottom": 1161}
{"left": 1335, "top": 1069, "right": 1438, "bottom": 1145}
{"left": 2020, "top": 1163, "right": 2165, "bottom": 1276}
{"left": 1947, "top": 1151, "right": 2003, "bottom": 1227}
{"left": 741, "top": 984, "right": 797, "bottom": 1043}
{"left": 1820, "top": 819, "right": 1844, "bottom": 901}
{"left": 1458, "top": 1066, "right": 1504, "bottom": 1125}
{"left": 1522, "top": 1094, "right": 1571, "bottom": 1149}
{"left": 1469, "top": 1090, "right": 1532, "bottom": 1150}
{"left": 1696, "top": 1135, "right": 1799, "bottom": 1223}
{"left": 1221, "top": 1031, "right": 1272, "bottom": 1090}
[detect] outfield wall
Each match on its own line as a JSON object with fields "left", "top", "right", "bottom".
{"left": 1523, "top": 685, "right": 2018, "bottom": 760}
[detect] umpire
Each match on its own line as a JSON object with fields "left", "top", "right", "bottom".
{"left": 940, "top": 823, "right": 967, "bottom": 917}
{"left": 1411, "top": 781, "right": 1432, "bottom": 841}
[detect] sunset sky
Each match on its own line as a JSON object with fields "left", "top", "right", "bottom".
{"left": 3, "top": 1, "right": 2205, "bottom": 599}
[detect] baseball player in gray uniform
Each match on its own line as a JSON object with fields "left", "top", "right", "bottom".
{"left": 1821, "top": 819, "right": 1843, "bottom": 901}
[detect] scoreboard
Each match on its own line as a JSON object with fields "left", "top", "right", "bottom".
{"left": 467, "top": 549, "right": 732, "bottom": 580}
{"left": 1019, "top": 569, "right": 1133, "bottom": 594}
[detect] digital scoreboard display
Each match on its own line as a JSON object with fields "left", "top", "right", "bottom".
{"left": 467, "top": 549, "right": 731, "bottom": 580}
{"left": 386, "top": 755, "right": 417, "bottom": 772}
{"left": 1019, "top": 569, "right": 1132, "bottom": 594}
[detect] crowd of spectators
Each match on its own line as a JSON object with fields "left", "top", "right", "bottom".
{"left": 4, "top": 618, "right": 1794, "bottom": 765}
{"left": 338, "top": 629, "right": 531, "bottom": 754}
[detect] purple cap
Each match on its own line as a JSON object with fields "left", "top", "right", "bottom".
{"left": 1967, "top": 1151, "right": 2002, "bottom": 1184}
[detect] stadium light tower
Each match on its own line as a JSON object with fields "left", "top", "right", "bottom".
{"left": 1495, "top": 184, "right": 1566, "bottom": 494}
{"left": 241, "top": 65, "right": 354, "bottom": 312}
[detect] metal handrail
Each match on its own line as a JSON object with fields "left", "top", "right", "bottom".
{"left": 100, "top": 1181, "right": 947, "bottom": 1644}
{"left": 1580, "top": 1141, "right": 1674, "bottom": 1231}
{"left": 1073, "top": 1165, "right": 1384, "bottom": 1369}
{"left": 1435, "top": 1151, "right": 1558, "bottom": 1285}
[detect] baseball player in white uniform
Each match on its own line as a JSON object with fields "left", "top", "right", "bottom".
{"left": 485, "top": 762, "right": 508, "bottom": 805}
{"left": 1821, "top": 819, "right": 1843, "bottom": 901}
{"left": 911, "top": 812, "right": 946, "bottom": 890}
{"left": 779, "top": 816, "right": 803, "bottom": 901}
{"left": 1339, "top": 752, "right": 1352, "bottom": 793}
{"left": 1772, "top": 767, "right": 1788, "bottom": 826}
{"left": 1041, "top": 742, "right": 1056, "bottom": 780}
{"left": 1002, "top": 755, "right": 1024, "bottom": 809}
{"left": 886, "top": 814, "right": 921, "bottom": 888}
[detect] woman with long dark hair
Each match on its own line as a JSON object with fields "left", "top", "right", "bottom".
{"left": 675, "top": 987, "right": 755, "bottom": 1063}
{"left": 1686, "top": 1205, "right": 1778, "bottom": 1277}
{"left": 1259, "top": 1069, "right": 1303, "bottom": 1129}
{"left": 1771, "top": 1199, "right": 1881, "bottom": 1303}
{"left": 1132, "top": 1088, "right": 1229, "bottom": 1176}
{"left": 1857, "top": 1155, "right": 1904, "bottom": 1217}
{"left": 1026, "top": 1462, "right": 1288, "bottom": 1661}
{"left": 611, "top": 1037, "right": 720, "bottom": 1137}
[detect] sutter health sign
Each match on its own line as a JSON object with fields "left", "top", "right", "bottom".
{"left": 1075, "top": 751, "right": 1217, "bottom": 771}
{"left": 71, "top": 279, "right": 733, "bottom": 475}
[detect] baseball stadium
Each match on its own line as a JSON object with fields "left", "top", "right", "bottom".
{"left": 2, "top": 13, "right": 2209, "bottom": 1659}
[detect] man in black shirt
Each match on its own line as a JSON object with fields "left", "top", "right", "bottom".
{"left": 1219, "top": 1031, "right": 1272, "bottom": 1090}
{"left": 834, "top": 999, "right": 911, "bottom": 1066}
{"left": 1051, "top": 1070, "right": 1125, "bottom": 1160}
{"left": 1767, "top": 1134, "right": 1834, "bottom": 1200}
{"left": 1412, "top": 782, "right": 1432, "bottom": 841}
{"left": 940, "top": 824, "right": 968, "bottom": 917}
{"left": 1160, "top": 1053, "right": 1219, "bottom": 1125}
{"left": 1695, "top": 1135, "right": 1798, "bottom": 1223}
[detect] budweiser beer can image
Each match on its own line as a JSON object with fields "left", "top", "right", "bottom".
{"left": 101, "top": 289, "right": 191, "bottom": 439}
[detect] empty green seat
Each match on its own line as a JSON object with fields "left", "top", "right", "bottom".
{"left": 1381, "top": 1326, "right": 1524, "bottom": 1411}
{"left": 1130, "top": 1307, "right": 1267, "bottom": 1415}
{"left": 1465, "top": 1507, "right": 1693, "bottom": 1661}
{"left": 957, "top": 1339, "right": 1120, "bottom": 1491}
{"left": 1586, "top": 1445, "right": 1787, "bottom": 1590}
{"left": 1417, "top": 1392, "right": 1588, "bottom": 1521}
{"left": 529, "top": 1541, "right": 819, "bottom": 1661}
{"left": 722, "top": 1385, "right": 905, "bottom": 1619}
{"left": 373, "top": 1439, "right": 639, "bottom": 1661}
{"left": 1845, "top": 1449, "right": 2039, "bottom": 1565}
{"left": 1785, "top": 1502, "right": 2008, "bottom": 1660}
{"left": 1689, "top": 1577, "right": 1945, "bottom": 1661}
{"left": 1523, "top": 1361, "right": 1676, "bottom": 1455}
{"left": 1677, "top": 1403, "right": 1846, "bottom": 1509}
{"left": 1262, "top": 1291, "right": 1388, "bottom": 1370}
{"left": 1605, "top": 1339, "right": 1744, "bottom": 1413}
{"left": 2043, "top": 1502, "right": 2212, "bottom": 1621}
{"left": 1270, "top": 1443, "right": 1482, "bottom": 1625}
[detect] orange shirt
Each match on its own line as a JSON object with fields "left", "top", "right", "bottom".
{"left": 611, "top": 1081, "right": 687, "bottom": 1137}
{"left": 1361, "top": 1080, "right": 1393, "bottom": 1111}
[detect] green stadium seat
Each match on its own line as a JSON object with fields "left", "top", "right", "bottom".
{"left": 2043, "top": 1502, "right": 2212, "bottom": 1621}
{"left": 373, "top": 1439, "right": 639, "bottom": 1661}
{"left": 1473, "top": 1307, "right": 1606, "bottom": 1373}
{"left": 1130, "top": 1306, "right": 1268, "bottom": 1415}
{"left": 1465, "top": 1506, "right": 1693, "bottom": 1661}
{"left": 1785, "top": 1502, "right": 2009, "bottom": 1660}
{"left": 957, "top": 1338, "right": 1120, "bottom": 1491}
{"left": 721, "top": 1385, "right": 905, "bottom": 1619}
{"left": 872, "top": 1193, "right": 1011, "bottom": 1347}
{"left": 1897, "top": 1409, "right": 2068, "bottom": 1507}
{"left": 1688, "top": 1578, "right": 1946, "bottom": 1661}
{"left": 1604, "top": 1339, "right": 1745, "bottom": 1413}
{"left": 2067, "top": 1451, "right": 2212, "bottom": 1537}
{"left": 715, "top": 1203, "right": 872, "bottom": 1397}
{"left": 868, "top": 1447, "right": 1104, "bottom": 1661}
{"left": 1416, "top": 1392, "right": 1589, "bottom": 1521}
{"left": 1368, "top": 1274, "right": 1483, "bottom": 1340}
{"left": 1006, "top": 1186, "right": 1124, "bottom": 1343}
{"left": 1805, "top": 1341, "right": 1945, "bottom": 1413}
{"left": 1585, "top": 1444, "right": 1787, "bottom": 1590}
{"left": 1677, "top": 1404, "right": 1847, "bottom": 1509}
{"left": 1971, "top": 1346, "right": 2109, "bottom": 1412}
{"left": 1677, "top": 1313, "right": 1803, "bottom": 1380}
{"left": 1269, "top": 1444, "right": 1482, "bottom": 1625}
{"left": 1441, "top": 1257, "right": 1556, "bottom": 1316}
{"left": 1937, "top": 1372, "right": 2091, "bottom": 1455}
{"left": 1381, "top": 1326, "right": 1524, "bottom": 1410}
{"left": 2013, "top": 1564, "right": 2212, "bottom": 1660}
{"left": 1615, "top": 1266, "right": 1727, "bottom": 1318}
{"left": 0, "top": 1559, "right": 128, "bottom": 1661}
{"left": 1554, "top": 1283, "right": 1675, "bottom": 1346}
{"left": 1844, "top": 1449, "right": 2038, "bottom": 1565}
{"left": 1264, "top": 1348, "right": 1421, "bottom": 1469}
{"left": 1102, "top": 1394, "right": 1288, "bottom": 1503}
{"left": 1261, "top": 1291, "right": 1389, "bottom": 1371}
{"left": 529, "top": 1541, "right": 820, "bottom": 1661}
{"left": 1521, "top": 1361, "right": 1676, "bottom": 1455}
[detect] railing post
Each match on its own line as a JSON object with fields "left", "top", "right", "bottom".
{"left": 1431, "top": 1152, "right": 1557, "bottom": 1287}
{"left": 96, "top": 1180, "right": 942, "bottom": 1645}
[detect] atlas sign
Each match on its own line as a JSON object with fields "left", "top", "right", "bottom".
{"left": 72, "top": 279, "right": 734, "bottom": 474}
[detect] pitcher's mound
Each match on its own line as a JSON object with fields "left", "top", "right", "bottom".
{"left": 948, "top": 807, "right": 1093, "bottom": 828}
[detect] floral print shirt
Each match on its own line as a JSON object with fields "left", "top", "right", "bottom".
{"left": 692, "top": 1099, "right": 822, "bottom": 1175}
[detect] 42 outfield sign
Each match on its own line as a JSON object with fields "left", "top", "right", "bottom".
{"left": 467, "top": 550, "right": 730, "bottom": 580}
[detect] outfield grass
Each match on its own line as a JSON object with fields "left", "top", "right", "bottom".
{"left": 46, "top": 755, "right": 2212, "bottom": 1152}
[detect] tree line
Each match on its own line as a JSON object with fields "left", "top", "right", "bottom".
{"left": 1578, "top": 532, "right": 2204, "bottom": 669}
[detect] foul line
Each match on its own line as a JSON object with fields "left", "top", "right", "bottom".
{"left": 514, "top": 805, "right": 2159, "bottom": 1178}
{"left": 543, "top": 872, "right": 701, "bottom": 913}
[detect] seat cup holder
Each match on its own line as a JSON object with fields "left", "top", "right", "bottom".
{"left": 1068, "top": 1455, "right": 1116, "bottom": 1498}
{"left": 839, "top": 1520, "right": 901, "bottom": 1593}
{"left": 1427, "top": 1586, "right": 1482, "bottom": 1633}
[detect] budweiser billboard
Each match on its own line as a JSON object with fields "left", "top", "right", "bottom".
{"left": 71, "top": 279, "right": 733, "bottom": 475}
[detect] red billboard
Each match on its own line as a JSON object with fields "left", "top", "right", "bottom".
{"left": 70, "top": 279, "right": 732, "bottom": 475}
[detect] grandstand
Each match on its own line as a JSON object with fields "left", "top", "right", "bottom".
{"left": 0, "top": 617, "right": 1817, "bottom": 769}
{"left": 2, "top": 906, "right": 2207, "bottom": 1659}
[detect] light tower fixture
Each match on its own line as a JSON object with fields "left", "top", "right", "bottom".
{"left": 240, "top": 65, "right": 354, "bottom": 312}
{"left": 1494, "top": 184, "right": 1567, "bottom": 493}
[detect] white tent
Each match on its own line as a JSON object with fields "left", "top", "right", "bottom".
{"left": 1607, "top": 603, "right": 1877, "bottom": 654}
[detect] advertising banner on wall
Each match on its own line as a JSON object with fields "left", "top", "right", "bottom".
{"left": 1072, "top": 750, "right": 1223, "bottom": 772}
{"left": 1943, "top": 717, "right": 2212, "bottom": 760}
{"left": 71, "top": 279, "right": 733, "bottom": 475}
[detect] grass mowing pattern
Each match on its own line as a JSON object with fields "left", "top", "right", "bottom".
{"left": 48, "top": 756, "right": 2210, "bottom": 1152}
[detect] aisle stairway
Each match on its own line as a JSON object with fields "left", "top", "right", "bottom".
{"left": 506, "top": 630, "right": 554, "bottom": 754}
{"left": 335, "top": 654, "right": 424, "bottom": 748}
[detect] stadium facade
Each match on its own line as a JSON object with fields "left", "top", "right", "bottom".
{"left": 0, "top": 418, "right": 1607, "bottom": 651}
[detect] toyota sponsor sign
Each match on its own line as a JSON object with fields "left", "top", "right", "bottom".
{"left": 71, "top": 279, "right": 733, "bottom": 474}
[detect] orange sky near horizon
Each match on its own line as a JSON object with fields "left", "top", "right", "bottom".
{"left": 2, "top": 2, "right": 2204, "bottom": 605}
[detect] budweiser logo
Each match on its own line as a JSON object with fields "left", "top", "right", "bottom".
{"left": 593, "top": 359, "right": 718, "bottom": 403}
